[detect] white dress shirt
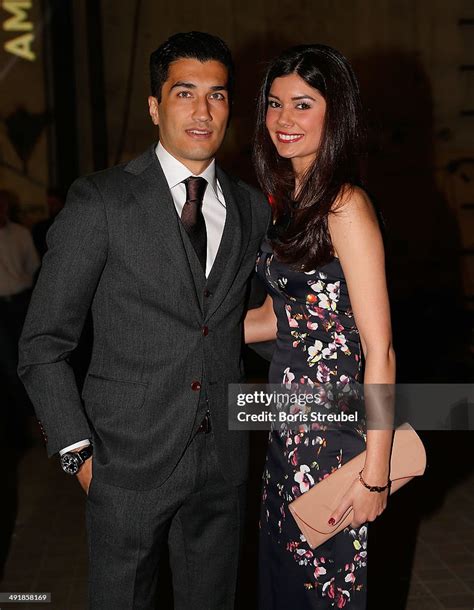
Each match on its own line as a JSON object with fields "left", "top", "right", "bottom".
{"left": 60, "top": 143, "right": 227, "bottom": 456}
{"left": 156, "top": 142, "right": 226, "bottom": 277}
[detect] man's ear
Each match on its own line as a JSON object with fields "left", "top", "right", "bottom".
{"left": 148, "top": 96, "right": 160, "bottom": 126}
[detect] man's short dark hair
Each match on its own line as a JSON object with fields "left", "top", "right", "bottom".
{"left": 150, "top": 31, "right": 234, "bottom": 102}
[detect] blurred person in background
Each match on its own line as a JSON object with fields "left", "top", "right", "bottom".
{"left": 0, "top": 189, "right": 39, "bottom": 450}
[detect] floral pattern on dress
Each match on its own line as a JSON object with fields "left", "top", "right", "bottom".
{"left": 257, "top": 240, "right": 368, "bottom": 608}
{"left": 261, "top": 427, "right": 367, "bottom": 606}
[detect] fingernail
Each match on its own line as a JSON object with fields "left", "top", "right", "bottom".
{"left": 328, "top": 517, "right": 335, "bottom": 525}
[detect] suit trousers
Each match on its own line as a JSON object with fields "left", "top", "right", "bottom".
{"left": 86, "top": 429, "right": 246, "bottom": 610}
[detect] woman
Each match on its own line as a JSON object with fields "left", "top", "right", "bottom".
{"left": 245, "top": 45, "right": 395, "bottom": 609}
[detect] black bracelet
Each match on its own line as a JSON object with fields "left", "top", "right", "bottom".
{"left": 358, "top": 470, "right": 391, "bottom": 493}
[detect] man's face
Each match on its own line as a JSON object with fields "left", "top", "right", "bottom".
{"left": 148, "top": 58, "right": 230, "bottom": 174}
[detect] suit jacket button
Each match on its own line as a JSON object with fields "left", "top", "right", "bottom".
{"left": 203, "top": 289, "right": 211, "bottom": 297}
{"left": 191, "top": 381, "right": 201, "bottom": 391}
{"left": 202, "top": 325, "right": 209, "bottom": 336}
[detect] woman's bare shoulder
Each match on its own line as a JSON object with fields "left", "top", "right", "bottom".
{"left": 330, "top": 185, "right": 377, "bottom": 226}
{"left": 328, "top": 186, "right": 381, "bottom": 258}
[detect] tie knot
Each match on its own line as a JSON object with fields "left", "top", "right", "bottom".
{"left": 184, "top": 176, "right": 207, "bottom": 204}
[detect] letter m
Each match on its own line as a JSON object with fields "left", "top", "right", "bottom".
{"left": 3, "top": 1, "right": 33, "bottom": 32}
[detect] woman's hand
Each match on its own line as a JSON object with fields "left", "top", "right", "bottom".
{"left": 327, "top": 475, "right": 389, "bottom": 529}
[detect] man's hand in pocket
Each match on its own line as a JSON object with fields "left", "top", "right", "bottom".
{"left": 76, "top": 456, "right": 93, "bottom": 494}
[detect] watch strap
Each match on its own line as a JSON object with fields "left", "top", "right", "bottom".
{"left": 77, "top": 445, "right": 93, "bottom": 463}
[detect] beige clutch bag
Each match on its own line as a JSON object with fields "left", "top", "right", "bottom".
{"left": 288, "top": 423, "right": 427, "bottom": 549}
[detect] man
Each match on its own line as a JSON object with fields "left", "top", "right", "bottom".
{"left": 18, "top": 32, "right": 270, "bottom": 610}
{"left": 0, "top": 189, "right": 39, "bottom": 449}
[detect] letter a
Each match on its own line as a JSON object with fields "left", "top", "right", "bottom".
{"left": 4, "top": 33, "right": 35, "bottom": 61}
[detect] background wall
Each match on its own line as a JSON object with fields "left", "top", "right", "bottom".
{"left": 0, "top": 5, "right": 472, "bottom": 607}
{"left": 0, "top": 0, "right": 49, "bottom": 221}
{"left": 1, "top": 0, "right": 473, "bottom": 375}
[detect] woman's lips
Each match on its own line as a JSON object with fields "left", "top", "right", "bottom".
{"left": 276, "top": 131, "right": 304, "bottom": 143}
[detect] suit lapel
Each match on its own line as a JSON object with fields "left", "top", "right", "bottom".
{"left": 125, "top": 146, "right": 202, "bottom": 320}
{"left": 205, "top": 167, "right": 252, "bottom": 322}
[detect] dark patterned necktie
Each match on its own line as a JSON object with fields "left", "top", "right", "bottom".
{"left": 181, "top": 176, "right": 208, "bottom": 272}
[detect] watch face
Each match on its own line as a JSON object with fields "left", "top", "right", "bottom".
{"left": 61, "top": 453, "right": 80, "bottom": 475}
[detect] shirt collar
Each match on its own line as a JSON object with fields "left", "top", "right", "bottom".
{"left": 156, "top": 142, "right": 218, "bottom": 195}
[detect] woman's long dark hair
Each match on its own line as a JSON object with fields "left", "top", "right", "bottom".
{"left": 253, "top": 44, "right": 365, "bottom": 269}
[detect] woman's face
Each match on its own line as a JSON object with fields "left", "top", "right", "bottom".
{"left": 265, "top": 73, "right": 326, "bottom": 178}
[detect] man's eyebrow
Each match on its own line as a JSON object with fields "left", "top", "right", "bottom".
{"left": 169, "top": 82, "right": 228, "bottom": 91}
{"left": 170, "top": 81, "right": 196, "bottom": 91}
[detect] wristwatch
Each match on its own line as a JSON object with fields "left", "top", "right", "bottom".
{"left": 60, "top": 445, "right": 93, "bottom": 475}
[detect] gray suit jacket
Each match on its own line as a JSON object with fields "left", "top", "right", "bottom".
{"left": 18, "top": 145, "right": 270, "bottom": 490}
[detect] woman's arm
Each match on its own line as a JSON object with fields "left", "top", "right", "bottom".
{"left": 244, "top": 294, "right": 278, "bottom": 344}
{"left": 328, "top": 186, "right": 396, "bottom": 528}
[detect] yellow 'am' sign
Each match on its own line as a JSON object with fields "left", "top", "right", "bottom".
{"left": 3, "top": 0, "right": 36, "bottom": 61}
